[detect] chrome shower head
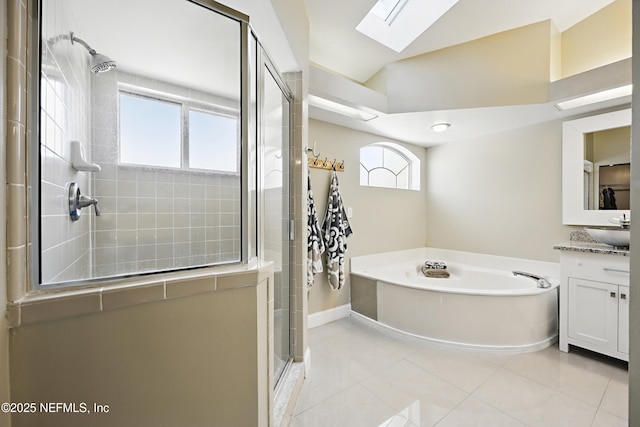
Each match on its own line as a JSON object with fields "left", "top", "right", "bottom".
{"left": 88, "top": 51, "right": 117, "bottom": 74}
{"left": 69, "top": 32, "right": 117, "bottom": 74}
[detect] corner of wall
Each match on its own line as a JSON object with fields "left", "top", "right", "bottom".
{"left": 1, "top": 0, "right": 13, "bottom": 423}
{"left": 549, "top": 21, "right": 562, "bottom": 82}
{"left": 363, "top": 67, "right": 387, "bottom": 95}
{"left": 627, "top": 0, "right": 640, "bottom": 422}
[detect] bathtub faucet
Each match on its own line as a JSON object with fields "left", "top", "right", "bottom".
{"left": 512, "top": 271, "right": 552, "bottom": 289}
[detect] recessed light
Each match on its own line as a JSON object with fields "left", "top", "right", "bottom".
{"left": 430, "top": 123, "right": 451, "bottom": 132}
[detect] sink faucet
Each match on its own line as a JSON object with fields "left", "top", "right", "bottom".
{"left": 512, "top": 271, "right": 552, "bottom": 289}
{"left": 610, "top": 214, "right": 630, "bottom": 229}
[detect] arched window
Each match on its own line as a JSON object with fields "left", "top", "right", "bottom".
{"left": 360, "top": 142, "right": 420, "bottom": 190}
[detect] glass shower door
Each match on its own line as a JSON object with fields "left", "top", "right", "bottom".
{"left": 262, "top": 64, "right": 291, "bottom": 384}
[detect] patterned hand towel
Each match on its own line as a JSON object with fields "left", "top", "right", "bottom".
{"left": 321, "top": 170, "right": 353, "bottom": 290}
{"left": 307, "top": 172, "right": 325, "bottom": 288}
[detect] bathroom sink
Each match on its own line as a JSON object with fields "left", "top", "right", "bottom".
{"left": 585, "top": 227, "right": 630, "bottom": 248}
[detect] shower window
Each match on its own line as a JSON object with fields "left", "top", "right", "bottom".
{"left": 118, "top": 90, "right": 240, "bottom": 173}
{"left": 189, "top": 110, "right": 238, "bottom": 172}
{"left": 119, "top": 93, "right": 182, "bottom": 168}
{"left": 37, "top": 0, "right": 246, "bottom": 286}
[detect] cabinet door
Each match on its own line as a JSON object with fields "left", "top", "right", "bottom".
{"left": 568, "top": 278, "right": 619, "bottom": 351}
{"left": 618, "top": 286, "right": 629, "bottom": 354}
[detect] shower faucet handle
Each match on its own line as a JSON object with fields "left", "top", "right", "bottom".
{"left": 68, "top": 182, "right": 101, "bottom": 220}
{"left": 78, "top": 194, "right": 101, "bottom": 216}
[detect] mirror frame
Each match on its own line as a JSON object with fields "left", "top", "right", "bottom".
{"left": 562, "top": 108, "right": 631, "bottom": 225}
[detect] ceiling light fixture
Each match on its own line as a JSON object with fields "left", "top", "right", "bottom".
{"left": 430, "top": 123, "right": 451, "bottom": 132}
{"left": 555, "top": 84, "right": 632, "bottom": 111}
{"left": 309, "top": 95, "right": 378, "bottom": 121}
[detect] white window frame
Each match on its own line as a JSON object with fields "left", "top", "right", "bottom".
{"left": 360, "top": 142, "right": 420, "bottom": 190}
{"left": 118, "top": 87, "right": 240, "bottom": 174}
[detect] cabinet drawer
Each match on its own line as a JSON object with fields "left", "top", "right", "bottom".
{"left": 561, "top": 252, "right": 630, "bottom": 286}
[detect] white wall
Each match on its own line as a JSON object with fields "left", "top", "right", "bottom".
{"left": 425, "top": 120, "right": 577, "bottom": 262}
{"left": 561, "top": 0, "right": 631, "bottom": 78}
{"left": 375, "top": 21, "right": 554, "bottom": 113}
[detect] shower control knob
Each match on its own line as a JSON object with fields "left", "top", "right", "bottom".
{"left": 68, "top": 182, "right": 101, "bottom": 221}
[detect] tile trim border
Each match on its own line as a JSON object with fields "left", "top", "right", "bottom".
{"left": 7, "top": 262, "right": 273, "bottom": 328}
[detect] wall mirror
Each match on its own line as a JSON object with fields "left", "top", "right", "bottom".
{"left": 562, "top": 108, "right": 631, "bottom": 225}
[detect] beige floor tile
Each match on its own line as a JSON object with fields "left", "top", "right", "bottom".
{"left": 406, "top": 348, "right": 502, "bottom": 393}
{"left": 503, "top": 345, "right": 611, "bottom": 406}
{"left": 472, "top": 369, "right": 598, "bottom": 426}
{"left": 434, "top": 396, "right": 527, "bottom": 427}
{"left": 295, "top": 319, "right": 630, "bottom": 426}
{"left": 293, "top": 345, "right": 369, "bottom": 414}
{"left": 292, "top": 384, "right": 398, "bottom": 427}
{"left": 591, "top": 408, "right": 628, "bottom": 427}
{"left": 308, "top": 317, "right": 354, "bottom": 340}
{"left": 361, "top": 359, "right": 468, "bottom": 426}
{"left": 379, "top": 413, "right": 417, "bottom": 427}
{"left": 600, "top": 374, "right": 629, "bottom": 420}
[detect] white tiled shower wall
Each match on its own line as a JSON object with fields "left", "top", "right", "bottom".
{"left": 89, "top": 71, "right": 242, "bottom": 277}
{"left": 40, "top": 0, "right": 92, "bottom": 283}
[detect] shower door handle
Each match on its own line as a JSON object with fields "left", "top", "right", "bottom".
{"left": 289, "top": 220, "right": 295, "bottom": 241}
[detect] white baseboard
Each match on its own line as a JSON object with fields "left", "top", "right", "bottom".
{"left": 308, "top": 303, "right": 351, "bottom": 329}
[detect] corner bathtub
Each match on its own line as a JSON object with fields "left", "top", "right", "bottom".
{"left": 350, "top": 248, "right": 560, "bottom": 352}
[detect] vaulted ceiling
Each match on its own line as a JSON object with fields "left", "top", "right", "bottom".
{"left": 306, "top": 0, "right": 615, "bottom": 83}
{"left": 305, "top": 0, "right": 630, "bottom": 146}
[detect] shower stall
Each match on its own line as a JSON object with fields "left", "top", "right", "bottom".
{"left": 35, "top": 0, "right": 293, "bottom": 386}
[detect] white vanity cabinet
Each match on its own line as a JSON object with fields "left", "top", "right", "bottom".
{"left": 559, "top": 250, "right": 629, "bottom": 361}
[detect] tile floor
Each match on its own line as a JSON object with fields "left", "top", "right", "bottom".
{"left": 291, "top": 317, "right": 628, "bottom": 427}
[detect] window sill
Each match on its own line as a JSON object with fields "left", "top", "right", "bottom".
{"left": 8, "top": 261, "right": 273, "bottom": 328}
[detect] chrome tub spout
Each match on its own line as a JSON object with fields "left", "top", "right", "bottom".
{"left": 512, "top": 271, "right": 552, "bottom": 289}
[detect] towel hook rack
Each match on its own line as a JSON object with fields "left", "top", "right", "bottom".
{"left": 306, "top": 143, "right": 345, "bottom": 172}
{"left": 305, "top": 141, "right": 320, "bottom": 157}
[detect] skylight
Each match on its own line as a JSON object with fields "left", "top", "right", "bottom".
{"left": 370, "top": 0, "right": 408, "bottom": 25}
{"left": 356, "top": 0, "right": 460, "bottom": 53}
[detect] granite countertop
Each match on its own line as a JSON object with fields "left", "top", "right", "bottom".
{"left": 554, "top": 230, "right": 630, "bottom": 257}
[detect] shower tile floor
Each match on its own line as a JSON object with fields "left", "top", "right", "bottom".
{"left": 291, "top": 317, "right": 628, "bottom": 427}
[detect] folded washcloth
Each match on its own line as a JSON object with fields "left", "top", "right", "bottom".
{"left": 424, "top": 260, "right": 447, "bottom": 270}
{"left": 422, "top": 266, "right": 450, "bottom": 278}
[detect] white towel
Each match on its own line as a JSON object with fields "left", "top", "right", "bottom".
{"left": 321, "top": 171, "right": 353, "bottom": 290}
{"left": 307, "top": 172, "right": 325, "bottom": 287}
